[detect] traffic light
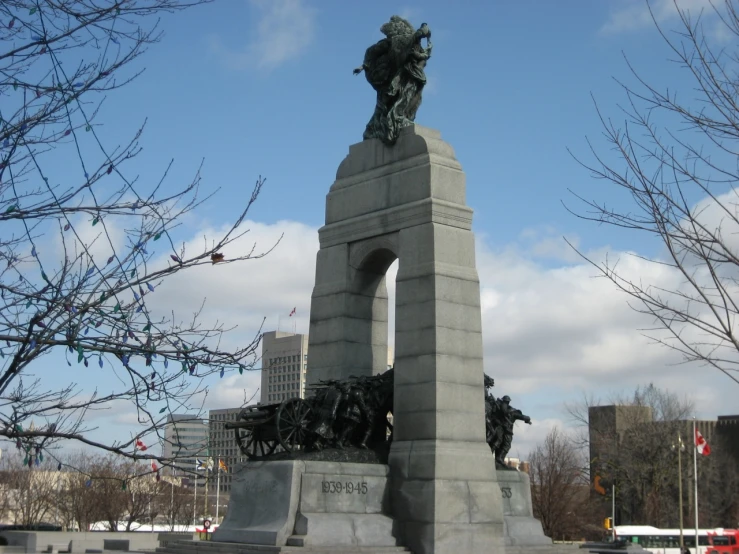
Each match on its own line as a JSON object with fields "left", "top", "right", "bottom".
{"left": 604, "top": 517, "right": 613, "bottom": 530}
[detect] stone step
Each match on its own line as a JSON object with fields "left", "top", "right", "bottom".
{"left": 286, "top": 535, "right": 406, "bottom": 550}
{"left": 153, "top": 540, "right": 411, "bottom": 554}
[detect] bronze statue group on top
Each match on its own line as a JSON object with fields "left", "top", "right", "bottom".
{"left": 226, "top": 368, "right": 531, "bottom": 470}
{"left": 353, "top": 15, "right": 433, "bottom": 146}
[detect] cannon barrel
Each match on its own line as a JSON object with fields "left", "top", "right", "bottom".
{"left": 225, "top": 417, "right": 269, "bottom": 430}
{"left": 306, "top": 381, "right": 341, "bottom": 389}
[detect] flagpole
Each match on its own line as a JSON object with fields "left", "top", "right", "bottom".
{"left": 677, "top": 433, "right": 684, "bottom": 553}
{"left": 193, "top": 470, "right": 197, "bottom": 525}
{"left": 611, "top": 484, "right": 615, "bottom": 541}
{"left": 693, "top": 418, "right": 699, "bottom": 554}
{"left": 170, "top": 469, "right": 175, "bottom": 531}
{"left": 204, "top": 468, "right": 208, "bottom": 518}
{"left": 204, "top": 459, "right": 211, "bottom": 518}
{"left": 216, "top": 463, "right": 221, "bottom": 524}
{"left": 55, "top": 467, "right": 61, "bottom": 528}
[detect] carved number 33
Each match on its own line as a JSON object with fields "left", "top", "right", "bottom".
{"left": 501, "top": 487, "right": 512, "bottom": 499}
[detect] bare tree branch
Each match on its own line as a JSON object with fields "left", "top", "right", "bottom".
{"left": 0, "top": 1, "right": 273, "bottom": 468}
{"left": 569, "top": 0, "right": 739, "bottom": 387}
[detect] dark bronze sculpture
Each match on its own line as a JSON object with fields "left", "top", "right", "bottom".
{"left": 225, "top": 369, "right": 394, "bottom": 460}
{"left": 336, "top": 381, "right": 374, "bottom": 449}
{"left": 354, "top": 16, "right": 433, "bottom": 146}
{"left": 307, "top": 382, "right": 344, "bottom": 451}
{"left": 226, "top": 368, "right": 530, "bottom": 468}
{"left": 484, "top": 378, "right": 532, "bottom": 468}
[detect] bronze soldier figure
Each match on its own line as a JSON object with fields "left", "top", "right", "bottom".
{"left": 336, "top": 382, "right": 375, "bottom": 449}
{"left": 489, "top": 395, "right": 532, "bottom": 468}
{"left": 306, "top": 382, "right": 343, "bottom": 451}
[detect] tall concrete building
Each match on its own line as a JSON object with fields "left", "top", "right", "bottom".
{"left": 260, "top": 331, "right": 309, "bottom": 404}
{"left": 160, "top": 414, "right": 208, "bottom": 476}
{"left": 588, "top": 404, "right": 653, "bottom": 480}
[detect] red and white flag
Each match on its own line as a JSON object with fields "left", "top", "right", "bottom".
{"left": 695, "top": 428, "right": 711, "bottom": 456}
{"left": 135, "top": 439, "right": 147, "bottom": 451}
{"left": 289, "top": 307, "right": 296, "bottom": 317}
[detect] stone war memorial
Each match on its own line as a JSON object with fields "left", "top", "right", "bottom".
{"left": 157, "top": 15, "right": 568, "bottom": 554}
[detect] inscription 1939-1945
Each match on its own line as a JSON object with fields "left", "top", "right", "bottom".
{"left": 321, "top": 480, "right": 368, "bottom": 494}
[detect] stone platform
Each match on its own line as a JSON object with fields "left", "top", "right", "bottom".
{"left": 154, "top": 541, "right": 410, "bottom": 554}
{"left": 212, "top": 461, "right": 400, "bottom": 549}
{"left": 196, "top": 458, "right": 565, "bottom": 554}
{"left": 497, "top": 470, "right": 553, "bottom": 547}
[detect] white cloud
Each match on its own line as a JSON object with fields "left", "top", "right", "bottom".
{"left": 203, "top": 371, "right": 262, "bottom": 411}
{"left": 601, "top": 0, "right": 716, "bottom": 34}
{"left": 146, "top": 219, "right": 317, "bottom": 348}
{"left": 173, "top": 218, "right": 734, "bottom": 413}
{"left": 208, "top": 0, "right": 317, "bottom": 70}
{"left": 81, "top": 210, "right": 738, "bottom": 458}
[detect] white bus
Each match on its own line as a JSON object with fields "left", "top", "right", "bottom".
{"left": 614, "top": 525, "right": 722, "bottom": 554}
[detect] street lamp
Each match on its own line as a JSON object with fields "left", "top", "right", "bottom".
{"left": 672, "top": 433, "right": 686, "bottom": 554}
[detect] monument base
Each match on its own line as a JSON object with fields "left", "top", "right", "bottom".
{"left": 497, "top": 470, "right": 553, "bottom": 547}
{"left": 154, "top": 541, "right": 410, "bottom": 554}
{"left": 155, "top": 459, "right": 576, "bottom": 554}
{"left": 212, "top": 460, "right": 402, "bottom": 549}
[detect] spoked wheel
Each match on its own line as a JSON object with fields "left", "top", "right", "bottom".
{"left": 234, "top": 426, "right": 278, "bottom": 460}
{"left": 276, "top": 397, "right": 312, "bottom": 452}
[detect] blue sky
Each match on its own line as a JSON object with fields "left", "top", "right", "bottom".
{"left": 6, "top": 0, "right": 738, "bottom": 460}
{"left": 102, "top": 0, "right": 701, "bottom": 258}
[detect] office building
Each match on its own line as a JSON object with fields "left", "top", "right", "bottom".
{"left": 160, "top": 414, "right": 208, "bottom": 476}
{"left": 260, "top": 331, "right": 309, "bottom": 404}
{"left": 209, "top": 407, "right": 246, "bottom": 493}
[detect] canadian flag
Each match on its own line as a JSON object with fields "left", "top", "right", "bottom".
{"left": 135, "top": 439, "right": 147, "bottom": 451}
{"left": 695, "top": 428, "right": 711, "bottom": 456}
{"left": 151, "top": 460, "right": 158, "bottom": 471}
{"left": 289, "top": 307, "right": 296, "bottom": 317}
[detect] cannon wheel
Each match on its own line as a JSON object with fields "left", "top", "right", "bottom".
{"left": 276, "top": 397, "right": 312, "bottom": 452}
{"left": 234, "top": 425, "right": 278, "bottom": 460}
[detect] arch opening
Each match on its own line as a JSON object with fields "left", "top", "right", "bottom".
{"left": 352, "top": 246, "right": 398, "bottom": 378}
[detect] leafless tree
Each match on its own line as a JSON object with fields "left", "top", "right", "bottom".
{"left": 529, "top": 427, "right": 595, "bottom": 540}
{"left": 87, "top": 457, "right": 162, "bottom": 532}
{"left": 52, "top": 453, "right": 174, "bottom": 531}
{"left": 0, "top": 480, "right": 10, "bottom": 523}
{"left": 1, "top": 1, "right": 273, "bottom": 468}
{"left": 701, "top": 432, "right": 739, "bottom": 527}
{"left": 55, "top": 459, "right": 96, "bottom": 531}
{"left": 0, "top": 451, "right": 57, "bottom": 526}
{"left": 154, "top": 478, "right": 192, "bottom": 531}
{"left": 566, "top": 384, "right": 702, "bottom": 526}
{"left": 568, "top": 0, "right": 739, "bottom": 387}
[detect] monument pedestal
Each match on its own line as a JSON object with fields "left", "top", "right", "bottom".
{"left": 157, "top": 460, "right": 570, "bottom": 554}
{"left": 212, "top": 461, "right": 402, "bottom": 549}
{"left": 497, "top": 470, "right": 553, "bottom": 548}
